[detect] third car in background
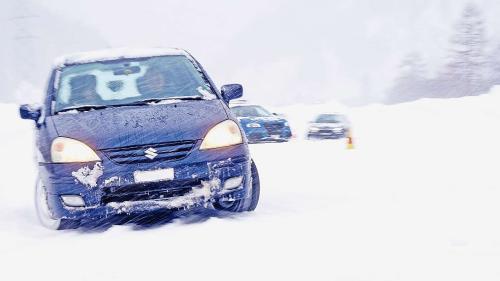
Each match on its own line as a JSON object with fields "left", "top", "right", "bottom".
{"left": 307, "top": 113, "right": 350, "bottom": 140}
{"left": 230, "top": 104, "right": 292, "bottom": 143}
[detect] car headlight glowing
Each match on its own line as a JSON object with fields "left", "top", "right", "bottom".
{"left": 246, "top": 122, "right": 261, "bottom": 128}
{"left": 200, "top": 120, "right": 243, "bottom": 150}
{"left": 51, "top": 137, "right": 100, "bottom": 163}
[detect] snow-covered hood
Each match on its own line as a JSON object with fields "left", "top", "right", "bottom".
{"left": 309, "top": 122, "right": 344, "bottom": 128}
{"left": 51, "top": 100, "right": 228, "bottom": 149}
{"left": 237, "top": 116, "right": 288, "bottom": 125}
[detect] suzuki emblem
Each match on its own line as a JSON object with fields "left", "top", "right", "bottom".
{"left": 144, "top": 147, "right": 158, "bottom": 160}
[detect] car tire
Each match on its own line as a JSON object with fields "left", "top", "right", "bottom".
{"left": 213, "top": 160, "right": 260, "bottom": 212}
{"left": 35, "top": 178, "right": 79, "bottom": 230}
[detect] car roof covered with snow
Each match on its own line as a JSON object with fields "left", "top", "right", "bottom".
{"left": 315, "top": 112, "right": 344, "bottom": 116}
{"left": 53, "top": 47, "right": 189, "bottom": 68}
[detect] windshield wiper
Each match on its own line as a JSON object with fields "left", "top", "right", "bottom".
{"left": 57, "top": 105, "right": 109, "bottom": 113}
{"left": 175, "top": 96, "right": 206, "bottom": 100}
{"left": 57, "top": 96, "right": 207, "bottom": 113}
{"left": 129, "top": 96, "right": 205, "bottom": 105}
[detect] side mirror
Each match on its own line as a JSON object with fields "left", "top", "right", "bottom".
{"left": 221, "top": 84, "right": 243, "bottom": 103}
{"left": 19, "top": 104, "right": 41, "bottom": 121}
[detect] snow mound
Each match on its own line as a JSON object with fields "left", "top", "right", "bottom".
{"left": 1, "top": 88, "right": 499, "bottom": 281}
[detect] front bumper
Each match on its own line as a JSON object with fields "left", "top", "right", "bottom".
{"left": 244, "top": 127, "right": 292, "bottom": 143}
{"left": 308, "top": 129, "right": 346, "bottom": 139}
{"left": 39, "top": 143, "right": 251, "bottom": 222}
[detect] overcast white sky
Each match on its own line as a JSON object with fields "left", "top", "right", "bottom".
{"left": 3, "top": 0, "right": 500, "bottom": 105}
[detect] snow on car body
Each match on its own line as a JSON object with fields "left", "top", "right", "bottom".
{"left": 19, "top": 48, "right": 260, "bottom": 229}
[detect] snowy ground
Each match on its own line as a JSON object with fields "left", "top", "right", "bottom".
{"left": 1, "top": 89, "right": 500, "bottom": 281}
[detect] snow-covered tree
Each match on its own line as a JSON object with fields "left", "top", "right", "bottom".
{"left": 485, "top": 43, "right": 500, "bottom": 86}
{"left": 0, "top": 0, "right": 107, "bottom": 103}
{"left": 386, "top": 52, "right": 428, "bottom": 103}
{"left": 440, "top": 3, "right": 487, "bottom": 97}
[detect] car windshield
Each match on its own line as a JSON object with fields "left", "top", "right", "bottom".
{"left": 231, "top": 105, "right": 273, "bottom": 117}
{"left": 315, "top": 114, "right": 343, "bottom": 123}
{"left": 54, "top": 55, "right": 216, "bottom": 113}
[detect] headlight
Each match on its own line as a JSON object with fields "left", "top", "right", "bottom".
{"left": 51, "top": 137, "right": 100, "bottom": 163}
{"left": 309, "top": 127, "right": 320, "bottom": 132}
{"left": 284, "top": 122, "right": 289, "bottom": 127}
{"left": 200, "top": 120, "right": 243, "bottom": 150}
{"left": 246, "top": 122, "right": 261, "bottom": 128}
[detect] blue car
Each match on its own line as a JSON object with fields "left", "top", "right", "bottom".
{"left": 19, "top": 48, "right": 260, "bottom": 230}
{"left": 230, "top": 104, "right": 292, "bottom": 143}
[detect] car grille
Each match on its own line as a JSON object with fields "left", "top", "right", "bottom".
{"left": 100, "top": 140, "right": 197, "bottom": 164}
{"left": 263, "top": 123, "right": 284, "bottom": 135}
{"left": 101, "top": 178, "right": 200, "bottom": 204}
{"left": 318, "top": 127, "right": 344, "bottom": 134}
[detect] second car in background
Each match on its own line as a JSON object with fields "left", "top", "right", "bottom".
{"left": 307, "top": 113, "right": 349, "bottom": 140}
{"left": 230, "top": 104, "right": 292, "bottom": 143}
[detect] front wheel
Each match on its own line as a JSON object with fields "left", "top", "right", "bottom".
{"left": 214, "top": 160, "right": 260, "bottom": 212}
{"left": 35, "top": 178, "right": 79, "bottom": 230}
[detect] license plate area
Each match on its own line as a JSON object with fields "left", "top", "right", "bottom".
{"left": 133, "top": 168, "right": 174, "bottom": 183}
